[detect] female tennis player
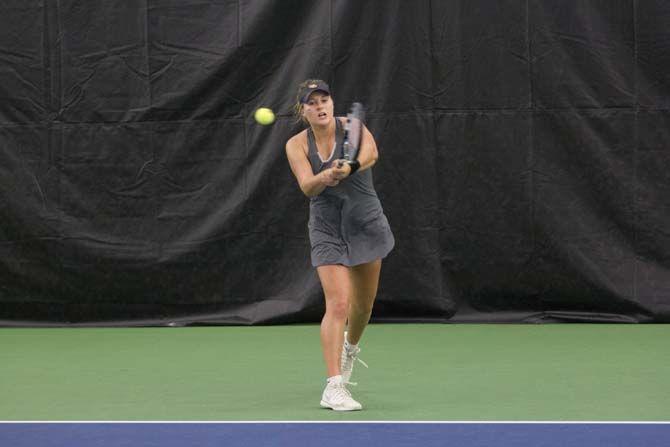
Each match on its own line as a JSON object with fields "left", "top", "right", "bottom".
{"left": 285, "top": 80, "right": 395, "bottom": 411}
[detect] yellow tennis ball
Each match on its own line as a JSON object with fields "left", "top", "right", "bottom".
{"left": 254, "top": 107, "right": 275, "bottom": 125}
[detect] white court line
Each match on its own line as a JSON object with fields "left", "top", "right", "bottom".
{"left": 1, "top": 421, "right": 669, "bottom": 424}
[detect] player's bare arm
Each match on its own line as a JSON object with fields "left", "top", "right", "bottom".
{"left": 286, "top": 133, "right": 339, "bottom": 197}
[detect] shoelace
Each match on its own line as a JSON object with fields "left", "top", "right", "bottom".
{"left": 330, "top": 382, "right": 354, "bottom": 400}
{"left": 344, "top": 349, "right": 369, "bottom": 369}
{"left": 342, "top": 350, "right": 369, "bottom": 386}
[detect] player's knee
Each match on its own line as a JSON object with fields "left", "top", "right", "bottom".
{"left": 326, "top": 295, "right": 349, "bottom": 320}
{"left": 352, "top": 297, "right": 374, "bottom": 316}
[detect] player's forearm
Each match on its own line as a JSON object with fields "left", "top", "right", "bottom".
{"left": 350, "top": 143, "right": 378, "bottom": 174}
{"left": 352, "top": 131, "right": 379, "bottom": 173}
{"left": 300, "top": 171, "right": 330, "bottom": 197}
{"left": 356, "top": 152, "right": 377, "bottom": 172}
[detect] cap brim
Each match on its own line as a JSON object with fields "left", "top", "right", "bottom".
{"left": 301, "top": 88, "right": 330, "bottom": 103}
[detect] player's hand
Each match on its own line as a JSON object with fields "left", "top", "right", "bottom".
{"left": 321, "top": 169, "right": 340, "bottom": 187}
{"left": 331, "top": 160, "right": 351, "bottom": 180}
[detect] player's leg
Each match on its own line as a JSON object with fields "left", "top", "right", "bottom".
{"left": 347, "top": 258, "right": 382, "bottom": 344}
{"left": 341, "top": 259, "right": 382, "bottom": 383}
{"left": 316, "top": 264, "right": 351, "bottom": 376}
{"left": 317, "top": 264, "right": 362, "bottom": 411}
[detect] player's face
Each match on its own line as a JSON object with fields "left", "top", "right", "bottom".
{"left": 302, "top": 92, "right": 333, "bottom": 127}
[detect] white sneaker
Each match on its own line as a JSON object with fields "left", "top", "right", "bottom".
{"left": 341, "top": 332, "right": 368, "bottom": 384}
{"left": 320, "top": 379, "right": 362, "bottom": 411}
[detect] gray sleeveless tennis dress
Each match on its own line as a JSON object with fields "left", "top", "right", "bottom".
{"left": 306, "top": 118, "right": 395, "bottom": 267}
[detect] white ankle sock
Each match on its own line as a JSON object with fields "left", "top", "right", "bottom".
{"left": 327, "top": 374, "right": 343, "bottom": 385}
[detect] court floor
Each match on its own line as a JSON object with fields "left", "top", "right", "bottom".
{"left": 2, "top": 422, "right": 670, "bottom": 447}
{"left": 1, "top": 324, "right": 668, "bottom": 421}
{"left": 3, "top": 324, "right": 668, "bottom": 445}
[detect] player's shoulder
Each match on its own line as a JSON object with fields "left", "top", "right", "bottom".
{"left": 286, "top": 129, "right": 308, "bottom": 154}
{"left": 286, "top": 129, "right": 307, "bottom": 147}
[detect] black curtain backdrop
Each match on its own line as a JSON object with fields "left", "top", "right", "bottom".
{"left": 1, "top": 0, "right": 669, "bottom": 325}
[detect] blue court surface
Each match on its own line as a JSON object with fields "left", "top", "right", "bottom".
{"left": 1, "top": 422, "right": 668, "bottom": 447}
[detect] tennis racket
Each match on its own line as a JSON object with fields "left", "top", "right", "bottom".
{"left": 342, "top": 102, "right": 365, "bottom": 162}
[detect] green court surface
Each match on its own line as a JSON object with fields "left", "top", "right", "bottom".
{"left": 1, "top": 324, "right": 668, "bottom": 421}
